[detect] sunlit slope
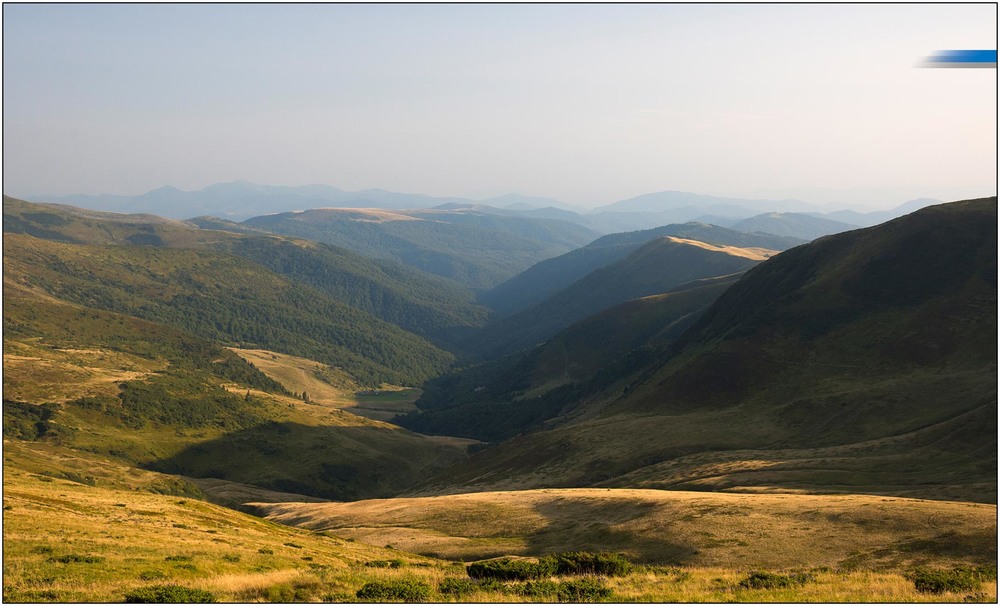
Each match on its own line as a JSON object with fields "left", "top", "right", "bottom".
{"left": 466, "top": 236, "right": 771, "bottom": 360}
{"left": 414, "top": 198, "right": 997, "bottom": 501}
{"left": 4, "top": 232, "right": 452, "bottom": 386}
{"left": 2, "top": 441, "right": 429, "bottom": 604}
{"left": 250, "top": 488, "right": 996, "bottom": 570}
{"left": 481, "top": 222, "right": 801, "bottom": 316}
{"left": 4, "top": 196, "right": 492, "bottom": 347}
{"left": 3, "top": 283, "right": 469, "bottom": 501}
{"left": 242, "top": 207, "right": 600, "bottom": 290}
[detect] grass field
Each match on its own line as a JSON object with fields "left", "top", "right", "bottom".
{"left": 4, "top": 445, "right": 995, "bottom": 603}
{"left": 250, "top": 488, "right": 997, "bottom": 570}
{"left": 230, "top": 347, "right": 425, "bottom": 422}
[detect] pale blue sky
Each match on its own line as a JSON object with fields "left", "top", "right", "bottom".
{"left": 3, "top": 3, "right": 996, "bottom": 208}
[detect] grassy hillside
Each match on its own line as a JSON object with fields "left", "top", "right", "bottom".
{"left": 2, "top": 440, "right": 443, "bottom": 603}
{"left": 466, "top": 237, "right": 770, "bottom": 360}
{"left": 413, "top": 198, "right": 997, "bottom": 502}
{"left": 481, "top": 222, "right": 801, "bottom": 316}
{"left": 4, "top": 233, "right": 452, "bottom": 386}
{"left": 10, "top": 450, "right": 993, "bottom": 603}
{"left": 242, "top": 207, "right": 599, "bottom": 291}
{"left": 212, "top": 236, "right": 490, "bottom": 348}
{"left": 251, "top": 488, "right": 996, "bottom": 570}
{"left": 4, "top": 197, "right": 492, "bottom": 349}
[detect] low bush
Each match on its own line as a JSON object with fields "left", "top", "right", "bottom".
{"left": 543, "top": 551, "right": 633, "bottom": 577}
{"left": 365, "top": 558, "right": 404, "bottom": 568}
{"left": 138, "top": 570, "right": 167, "bottom": 581}
{"left": 123, "top": 584, "right": 215, "bottom": 603}
{"left": 911, "top": 568, "right": 984, "bottom": 594}
{"left": 49, "top": 554, "right": 104, "bottom": 564}
{"left": 467, "top": 558, "right": 556, "bottom": 581}
{"left": 557, "top": 577, "right": 614, "bottom": 602}
{"left": 356, "top": 579, "right": 431, "bottom": 603}
{"left": 513, "top": 580, "right": 560, "bottom": 598}
{"left": 738, "top": 571, "right": 813, "bottom": 590}
{"left": 437, "top": 577, "right": 478, "bottom": 597}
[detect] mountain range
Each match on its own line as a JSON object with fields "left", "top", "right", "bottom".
{"left": 2, "top": 191, "right": 995, "bottom": 601}
{"left": 23, "top": 180, "right": 946, "bottom": 236}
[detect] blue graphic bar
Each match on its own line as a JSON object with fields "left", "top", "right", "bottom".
{"left": 923, "top": 50, "right": 997, "bottom": 68}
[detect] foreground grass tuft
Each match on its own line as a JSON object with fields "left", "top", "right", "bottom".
{"left": 911, "top": 567, "right": 993, "bottom": 594}
{"left": 738, "top": 570, "right": 814, "bottom": 589}
{"left": 467, "top": 558, "right": 555, "bottom": 581}
{"left": 355, "top": 579, "right": 432, "bottom": 602}
{"left": 123, "top": 585, "right": 215, "bottom": 603}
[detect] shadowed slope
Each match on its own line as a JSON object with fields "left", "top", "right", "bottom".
{"left": 466, "top": 237, "right": 770, "bottom": 360}
{"left": 481, "top": 222, "right": 801, "bottom": 316}
{"left": 414, "top": 198, "right": 997, "bottom": 501}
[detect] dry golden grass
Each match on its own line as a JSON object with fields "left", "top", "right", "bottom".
{"left": 251, "top": 488, "right": 997, "bottom": 570}
{"left": 663, "top": 236, "right": 777, "bottom": 260}
{"left": 4, "top": 442, "right": 995, "bottom": 603}
{"left": 229, "top": 347, "right": 428, "bottom": 422}
{"left": 304, "top": 208, "right": 424, "bottom": 222}
{"left": 3, "top": 339, "right": 163, "bottom": 403}
{"left": 1, "top": 441, "right": 431, "bottom": 603}
{"left": 229, "top": 348, "right": 359, "bottom": 405}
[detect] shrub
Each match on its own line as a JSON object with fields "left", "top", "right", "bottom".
{"left": 365, "top": 558, "right": 404, "bottom": 568}
{"left": 138, "top": 570, "right": 168, "bottom": 581}
{"left": 221, "top": 554, "right": 241, "bottom": 563}
{"left": 543, "top": 551, "right": 634, "bottom": 577}
{"left": 355, "top": 579, "right": 431, "bottom": 602}
{"left": 257, "top": 548, "right": 273, "bottom": 555}
{"left": 557, "top": 577, "right": 614, "bottom": 602}
{"left": 437, "top": 577, "right": 478, "bottom": 597}
{"left": 911, "top": 568, "right": 984, "bottom": 594}
{"left": 263, "top": 584, "right": 295, "bottom": 602}
{"left": 467, "top": 558, "right": 556, "bottom": 581}
{"left": 738, "top": 571, "right": 813, "bottom": 590}
{"left": 49, "top": 554, "right": 104, "bottom": 564}
{"left": 124, "top": 584, "right": 215, "bottom": 603}
{"left": 164, "top": 555, "right": 191, "bottom": 562}
{"left": 513, "top": 580, "right": 560, "bottom": 598}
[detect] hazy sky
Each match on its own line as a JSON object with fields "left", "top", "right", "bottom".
{"left": 3, "top": 3, "right": 996, "bottom": 209}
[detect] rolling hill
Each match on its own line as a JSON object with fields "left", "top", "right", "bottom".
{"left": 410, "top": 198, "right": 997, "bottom": 503}
{"left": 465, "top": 236, "right": 772, "bottom": 360}
{"left": 4, "top": 196, "right": 493, "bottom": 349}
{"left": 250, "top": 488, "right": 996, "bottom": 570}
{"left": 481, "top": 222, "right": 802, "bottom": 316}
{"left": 4, "top": 232, "right": 453, "bottom": 386}
{"left": 24, "top": 180, "right": 479, "bottom": 220}
{"left": 731, "top": 212, "right": 859, "bottom": 240}
{"left": 242, "top": 207, "right": 600, "bottom": 291}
